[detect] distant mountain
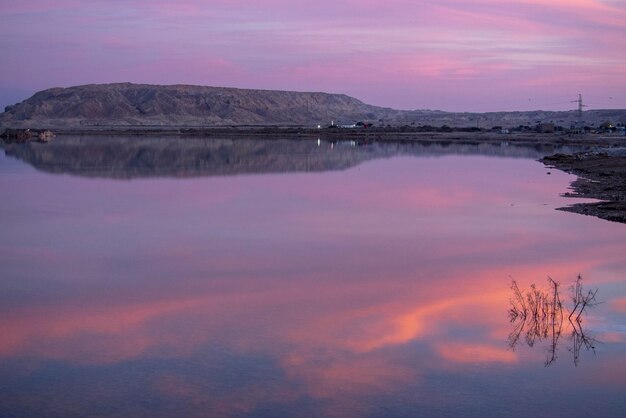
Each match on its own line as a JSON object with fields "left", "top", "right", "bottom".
{"left": 1, "top": 83, "right": 625, "bottom": 128}
{"left": 0, "top": 83, "right": 397, "bottom": 127}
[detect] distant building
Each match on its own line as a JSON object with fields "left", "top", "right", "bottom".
{"left": 335, "top": 121, "right": 370, "bottom": 129}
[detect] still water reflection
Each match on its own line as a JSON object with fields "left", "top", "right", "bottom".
{"left": 1, "top": 138, "right": 625, "bottom": 417}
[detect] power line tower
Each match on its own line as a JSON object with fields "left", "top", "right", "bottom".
{"left": 571, "top": 93, "right": 587, "bottom": 127}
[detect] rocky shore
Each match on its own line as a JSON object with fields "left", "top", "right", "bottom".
{"left": 542, "top": 150, "right": 626, "bottom": 224}
{"left": 0, "top": 128, "right": 54, "bottom": 143}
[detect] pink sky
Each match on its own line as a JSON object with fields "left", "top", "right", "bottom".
{"left": 1, "top": 0, "right": 625, "bottom": 111}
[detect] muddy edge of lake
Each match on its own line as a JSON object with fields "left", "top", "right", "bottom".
{"left": 542, "top": 150, "right": 626, "bottom": 224}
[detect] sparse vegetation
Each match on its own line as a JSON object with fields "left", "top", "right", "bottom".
{"left": 508, "top": 275, "right": 599, "bottom": 366}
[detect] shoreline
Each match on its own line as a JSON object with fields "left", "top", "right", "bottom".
{"left": 4, "top": 126, "right": 625, "bottom": 147}
{"left": 541, "top": 150, "right": 626, "bottom": 224}
{"left": 2, "top": 128, "right": 625, "bottom": 224}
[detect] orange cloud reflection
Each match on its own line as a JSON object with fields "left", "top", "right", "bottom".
{"left": 436, "top": 342, "right": 517, "bottom": 364}
{"left": 611, "top": 297, "right": 626, "bottom": 313}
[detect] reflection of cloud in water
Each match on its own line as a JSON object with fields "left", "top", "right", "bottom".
{"left": 1, "top": 148, "right": 626, "bottom": 416}
{"left": 437, "top": 343, "right": 517, "bottom": 363}
{"left": 611, "top": 297, "right": 626, "bottom": 313}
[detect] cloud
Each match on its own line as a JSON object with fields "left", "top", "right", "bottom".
{"left": 1, "top": 0, "right": 625, "bottom": 109}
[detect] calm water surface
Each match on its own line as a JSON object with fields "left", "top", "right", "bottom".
{"left": 1, "top": 138, "right": 625, "bottom": 417}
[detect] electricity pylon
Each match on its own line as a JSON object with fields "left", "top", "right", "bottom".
{"left": 571, "top": 94, "right": 587, "bottom": 126}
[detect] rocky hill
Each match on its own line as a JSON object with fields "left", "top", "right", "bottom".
{"left": 1, "top": 83, "right": 625, "bottom": 128}
{"left": 0, "top": 83, "right": 398, "bottom": 128}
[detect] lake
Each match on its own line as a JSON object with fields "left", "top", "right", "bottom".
{"left": 1, "top": 137, "right": 625, "bottom": 417}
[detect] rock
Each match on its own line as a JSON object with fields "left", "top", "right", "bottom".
{"left": 37, "top": 130, "right": 55, "bottom": 142}
{"left": 1, "top": 128, "right": 33, "bottom": 143}
{"left": 1, "top": 128, "right": 54, "bottom": 143}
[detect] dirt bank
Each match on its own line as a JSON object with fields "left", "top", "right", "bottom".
{"left": 541, "top": 149, "right": 626, "bottom": 224}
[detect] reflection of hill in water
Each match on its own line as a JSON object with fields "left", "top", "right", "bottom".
{"left": 1, "top": 136, "right": 584, "bottom": 179}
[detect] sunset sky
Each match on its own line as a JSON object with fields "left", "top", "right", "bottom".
{"left": 1, "top": 0, "right": 625, "bottom": 111}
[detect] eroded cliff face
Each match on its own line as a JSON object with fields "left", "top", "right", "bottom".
{"left": 0, "top": 83, "right": 397, "bottom": 127}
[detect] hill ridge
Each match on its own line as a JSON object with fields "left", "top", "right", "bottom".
{"left": 1, "top": 83, "right": 625, "bottom": 129}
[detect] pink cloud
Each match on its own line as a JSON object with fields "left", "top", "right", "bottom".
{"left": 1, "top": 0, "right": 625, "bottom": 110}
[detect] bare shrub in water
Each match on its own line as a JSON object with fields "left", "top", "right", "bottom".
{"left": 508, "top": 275, "right": 598, "bottom": 366}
